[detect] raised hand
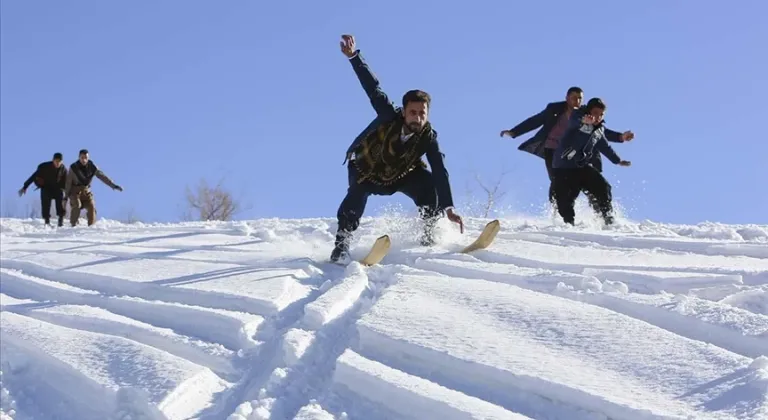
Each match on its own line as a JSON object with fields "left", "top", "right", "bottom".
{"left": 499, "top": 129, "right": 516, "bottom": 138}
{"left": 340, "top": 34, "right": 356, "bottom": 58}
{"left": 619, "top": 160, "right": 631, "bottom": 167}
{"left": 621, "top": 131, "right": 635, "bottom": 141}
{"left": 583, "top": 114, "right": 597, "bottom": 125}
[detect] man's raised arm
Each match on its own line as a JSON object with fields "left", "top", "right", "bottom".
{"left": 340, "top": 34, "right": 397, "bottom": 119}
{"left": 500, "top": 103, "right": 554, "bottom": 138}
{"left": 605, "top": 127, "right": 634, "bottom": 143}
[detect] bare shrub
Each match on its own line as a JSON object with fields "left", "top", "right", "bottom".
{"left": 184, "top": 178, "right": 241, "bottom": 221}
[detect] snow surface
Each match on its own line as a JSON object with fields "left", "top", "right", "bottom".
{"left": 1, "top": 212, "right": 767, "bottom": 420}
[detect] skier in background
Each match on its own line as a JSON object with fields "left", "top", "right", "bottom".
{"left": 18, "top": 152, "right": 68, "bottom": 227}
{"left": 500, "top": 87, "right": 634, "bottom": 208}
{"left": 550, "top": 98, "right": 631, "bottom": 226}
{"left": 65, "top": 148, "right": 123, "bottom": 227}
{"left": 331, "top": 34, "right": 464, "bottom": 263}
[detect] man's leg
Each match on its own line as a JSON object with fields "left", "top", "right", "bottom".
{"left": 543, "top": 148, "right": 556, "bottom": 206}
{"left": 81, "top": 190, "right": 97, "bottom": 226}
{"left": 551, "top": 168, "right": 582, "bottom": 225}
{"left": 581, "top": 167, "right": 614, "bottom": 225}
{"left": 69, "top": 191, "right": 81, "bottom": 226}
{"left": 54, "top": 190, "right": 66, "bottom": 227}
{"left": 332, "top": 163, "right": 378, "bottom": 262}
{"left": 40, "top": 189, "right": 52, "bottom": 225}
{"left": 333, "top": 185, "right": 371, "bottom": 261}
{"left": 583, "top": 190, "right": 598, "bottom": 214}
{"left": 398, "top": 167, "right": 441, "bottom": 245}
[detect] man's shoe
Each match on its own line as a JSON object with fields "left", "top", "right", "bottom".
{"left": 330, "top": 231, "right": 351, "bottom": 263}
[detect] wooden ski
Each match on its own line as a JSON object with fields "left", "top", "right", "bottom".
{"left": 359, "top": 234, "right": 391, "bottom": 266}
{"left": 460, "top": 219, "right": 501, "bottom": 253}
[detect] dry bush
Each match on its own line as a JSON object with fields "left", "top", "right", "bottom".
{"left": 183, "top": 178, "right": 241, "bottom": 221}
{"left": 462, "top": 167, "right": 512, "bottom": 218}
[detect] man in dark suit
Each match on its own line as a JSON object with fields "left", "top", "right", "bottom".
{"left": 18, "top": 152, "right": 68, "bottom": 227}
{"left": 551, "top": 98, "right": 632, "bottom": 226}
{"left": 500, "top": 87, "right": 634, "bottom": 207}
{"left": 331, "top": 34, "right": 463, "bottom": 263}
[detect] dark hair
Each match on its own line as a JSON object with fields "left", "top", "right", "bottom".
{"left": 566, "top": 86, "right": 583, "bottom": 96}
{"left": 53, "top": 152, "right": 63, "bottom": 160}
{"left": 586, "top": 97, "right": 606, "bottom": 111}
{"left": 402, "top": 89, "right": 431, "bottom": 109}
{"left": 79, "top": 149, "right": 89, "bottom": 155}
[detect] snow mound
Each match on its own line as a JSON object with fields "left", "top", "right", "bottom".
{"left": 1, "top": 215, "right": 766, "bottom": 419}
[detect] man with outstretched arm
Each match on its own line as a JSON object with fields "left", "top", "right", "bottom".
{"left": 65, "top": 148, "right": 123, "bottom": 227}
{"left": 331, "top": 34, "right": 463, "bottom": 263}
{"left": 500, "top": 87, "right": 634, "bottom": 205}
{"left": 18, "top": 152, "right": 68, "bottom": 227}
{"left": 550, "top": 98, "right": 631, "bottom": 226}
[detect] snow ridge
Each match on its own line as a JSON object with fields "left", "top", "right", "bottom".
{"left": 1, "top": 214, "right": 767, "bottom": 420}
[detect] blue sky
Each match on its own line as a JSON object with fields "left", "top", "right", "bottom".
{"left": 1, "top": 1, "right": 766, "bottom": 225}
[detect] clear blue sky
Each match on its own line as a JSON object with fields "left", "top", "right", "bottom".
{"left": 2, "top": 1, "right": 766, "bottom": 225}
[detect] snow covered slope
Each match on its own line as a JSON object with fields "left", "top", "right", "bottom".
{"left": 1, "top": 212, "right": 767, "bottom": 420}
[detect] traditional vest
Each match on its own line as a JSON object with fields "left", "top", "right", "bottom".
{"left": 352, "top": 118, "right": 430, "bottom": 186}
{"left": 70, "top": 161, "right": 98, "bottom": 187}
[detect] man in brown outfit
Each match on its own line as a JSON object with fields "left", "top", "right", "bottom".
{"left": 64, "top": 149, "right": 123, "bottom": 226}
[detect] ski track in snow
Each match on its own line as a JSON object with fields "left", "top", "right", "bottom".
{"left": 0, "top": 214, "right": 767, "bottom": 420}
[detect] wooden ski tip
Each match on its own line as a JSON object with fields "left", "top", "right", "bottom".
{"left": 359, "top": 234, "right": 391, "bottom": 266}
{"left": 460, "top": 219, "right": 501, "bottom": 254}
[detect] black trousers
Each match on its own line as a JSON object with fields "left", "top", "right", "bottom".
{"left": 40, "top": 188, "right": 65, "bottom": 223}
{"left": 551, "top": 166, "right": 614, "bottom": 225}
{"left": 336, "top": 162, "right": 440, "bottom": 233}
{"left": 543, "top": 148, "right": 555, "bottom": 204}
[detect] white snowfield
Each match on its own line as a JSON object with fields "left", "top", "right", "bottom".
{"left": 1, "top": 211, "right": 767, "bottom": 420}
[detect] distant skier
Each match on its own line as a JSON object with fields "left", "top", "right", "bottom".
{"left": 65, "top": 149, "right": 123, "bottom": 227}
{"left": 550, "top": 98, "right": 631, "bottom": 226}
{"left": 18, "top": 152, "right": 68, "bottom": 227}
{"left": 500, "top": 87, "right": 634, "bottom": 205}
{"left": 331, "top": 34, "right": 463, "bottom": 263}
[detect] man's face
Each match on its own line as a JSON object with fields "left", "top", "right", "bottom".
{"left": 589, "top": 107, "right": 605, "bottom": 124}
{"left": 79, "top": 153, "right": 89, "bottom": 165}
{"left": 567, "top": 91, "right": 583, "bottom": 109}
{"left": 403, "top": 101, "right": 428, "bottom": 132}
{"left": 53, "top": 158, "right": 62, "bottom": 168}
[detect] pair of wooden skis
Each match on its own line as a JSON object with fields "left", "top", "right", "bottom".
{"left": 357, "top": 219, "right": 501, "bottom": 266}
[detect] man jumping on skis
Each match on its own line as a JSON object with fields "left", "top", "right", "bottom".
{"left": 500, "top": 87, "right": 634, "bottom": 206}
{"left": 331, "top": 34, "right": 463, "bottom": 263}
{"left": 550, "top": 97, "right": 631, "bottom": 226}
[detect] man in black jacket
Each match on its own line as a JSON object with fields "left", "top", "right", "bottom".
{"left": 18, "top": 152, "right": 68, "bottom": 227}
{"left": 331, "top": 34, "right": 463, "bottom": 263}
{"left": 500, "top": 87, "right": 634, "bottom": 207}
{"left": 65, "top": 149, "right": 123, "bottom": 227}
